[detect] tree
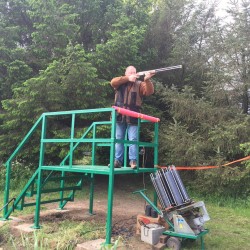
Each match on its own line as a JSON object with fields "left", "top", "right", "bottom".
{"left": 0, "top": 44, "right": 112, "bottom": 162}
{"left": 0, "top": 0, "right": 34, "bottom": 105}
{"left": 90, "top": 15, "right": 148, "bottom": 80}
{"left": 28, "top": 0, "right": 80, "bottom": 65}
{"left": 72, "top": 0, "right": 123, "bottom": 51}
{"left": 221, "top": 0, "right": 250, "bottom": 114}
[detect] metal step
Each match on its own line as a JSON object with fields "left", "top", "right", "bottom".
{"left": 15, "top": 197, "right": 73, "bottom": 210}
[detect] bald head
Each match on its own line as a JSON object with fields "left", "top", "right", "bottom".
{"left": 125, "top": 66, "right": 136, "bottom": 76}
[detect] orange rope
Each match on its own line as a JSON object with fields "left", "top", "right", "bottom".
{"left": 158, "top": 155, "right": 250, "bottom": 170}
{"left": 176, "top": 166, "right": 219, "bottom": 170}
{"left": 158, "top": 165, "right": 219, "bottom": 170}
{"left": 221, "top": 155, "right": 250, "bottom": 166}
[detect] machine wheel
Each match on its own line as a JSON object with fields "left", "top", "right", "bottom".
{"left": 166, "top": 237, "right": 181, "bottom": 250}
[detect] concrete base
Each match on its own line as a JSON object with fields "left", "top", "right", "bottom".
{"left": 0, "top": 219, "right": 7, "bottom": 227}
{"left": 76, "top": 238, "right": 126, "bottom": 250}
{"left": 12, "top": 223, "right": 35, "bottom": 233}
{"left": 76, "top": 239, "right": 105, "bottom": 250}
{"left": 41, "top": 208, "right": 70, "bottom": 215}
{"left": 0, "top": 216, "right": 25, "bottom": 227}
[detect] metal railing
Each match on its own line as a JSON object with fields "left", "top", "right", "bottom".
{"left": 2, "top": 107, "right": 160, "bottom": 245}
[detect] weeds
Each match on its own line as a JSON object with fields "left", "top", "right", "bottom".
{"left": 100, "top": 236, "right": 123, "bottom": 250}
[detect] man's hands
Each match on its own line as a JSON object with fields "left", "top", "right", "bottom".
{"left": 144, "top": 71, "right": 155, "bottom": 81}
{"left": 128, "top": 74, "right": 137, "bottom": 82}
{"left": 128, "top": 71, "right": 155, "bottom": 82}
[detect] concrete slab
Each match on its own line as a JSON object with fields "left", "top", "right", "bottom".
{"left": 76, "top": 239, "right": 105, "bottom": 250}
{"left": 41, "top": 209, "right": 70, "bottom": 215}
{"left": 0, "top": 216, "right": 24, "bottom": 227}
{"left": 76, "top": 238, "right": 127, "bottom": 250}
{"left": 9, "top": 216, "right": 25, "bottom": 222}
{"left": 0, "top": 220, "right": 6, "bottom": 227}
{"left": 12, "top": 223, "right": 35, "bottom": 233}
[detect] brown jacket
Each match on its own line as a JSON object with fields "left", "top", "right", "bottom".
{"left": 111, "top": 76, "right": 154, "bottom": 96}
{"left": 110, "top": 76, "right": 154, "bottom": 124}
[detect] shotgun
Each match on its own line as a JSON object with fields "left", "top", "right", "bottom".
{"left": 137, "top": 65, "right": 183, "bottom": 81}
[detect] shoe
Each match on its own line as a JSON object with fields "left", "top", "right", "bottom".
{"left": 130, "top": 160, "right": 137, "bottom": 169}
{"left": 108, "top": 160, "right": 122, "bottom": 168}
{"left": 114, "top": 160, "right": 122, "bottom": 168}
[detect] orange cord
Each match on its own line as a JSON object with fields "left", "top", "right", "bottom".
{"left": 157, "top": 155, "right": 250, "bottom": 170}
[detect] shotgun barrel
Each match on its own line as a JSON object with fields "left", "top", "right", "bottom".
{"left": 137, "top": 65, "right": 183, "bottom": 80}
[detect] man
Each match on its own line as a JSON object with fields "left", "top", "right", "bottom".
{"left": 110, "top": 65, "right": 155, "bottom": 169}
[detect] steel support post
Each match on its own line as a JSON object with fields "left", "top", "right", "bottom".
{"left": 33, "top": 168, "right": 42, "bottom": 229}
{"left": 201, "top": 236, "right": 204, "bottom": 250}
{"left": 33, "top": 115, "right": 47, "bottom": 228}
{"left": 105, "top": 109, "right": 116, "bottom": 244}
{"left": 154, "top": 122, "right": 159, "bottom": 167}
{"left": 153, "top": 122, "right": 159, "bottom": 208}
{"left": 3, "top": 162, "right": 11, "bottom": 218}
{"left": 59, "top": 171, "right": 66, "bottom": 209}
{"left": 69, "top": 114, "right": 75, "bottom": 168}
{"left": 89, "top": 173, "right": 94, "bottom": 214}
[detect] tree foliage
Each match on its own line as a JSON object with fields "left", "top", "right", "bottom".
{"left": 0, "top": 0, "right": 250, "bottom": 197}
{"left": 0, "top": 44, "right": 111, "bottom": 161}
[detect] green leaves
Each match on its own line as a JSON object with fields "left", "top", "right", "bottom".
{"left": 0, "top": 0, "right": 249, "bottom": 197}
{"left": 0, "top": 44, "right": 111, "bottom": 161}
{"left": 91, "top": 17, "right": 147, "bottom": 79}
{"left": 29, "top": 1, "right": 79, "bottom": 61}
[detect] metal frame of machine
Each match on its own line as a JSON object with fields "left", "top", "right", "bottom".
{"left": 135, "top": 166, "right": 210, "bottom": 250}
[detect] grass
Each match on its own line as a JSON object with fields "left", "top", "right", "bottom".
{"left": 0, "top": 174, "right": 250, "bottom": 249}
{"left": 206, "top": 205, "right": 250, "bottom": 250}
{"left": 179, "top": 203, "right": 250, "bottom": 250}
{"left": 0, "top": 222, "right": 103, "bottom": 249}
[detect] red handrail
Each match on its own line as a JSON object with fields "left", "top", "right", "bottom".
{"left": 112, "top": 106, "right": 160, "bottom": 123}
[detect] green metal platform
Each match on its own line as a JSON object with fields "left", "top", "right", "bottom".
{"left": 1, "top": 107, "right": 159, "bottom": 245}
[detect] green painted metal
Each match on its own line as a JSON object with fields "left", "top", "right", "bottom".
{"left": 163, "top": 229, "right": 209, "bottom": 250}
{"left": 124, "top": 129, "right": 128, "bottom": 167}
{"left": 69, "top": 113, "right": 76, "bottom": 167}
{"left": 5, "top": 116, "right": 43, "bottom": 166}
{"left": 92, "top": 123, "right": 97, "bottom": 165}
{"left": 133, "top": 189, "right": 162, "bottom": 214}
{"left": 3, "top": 169, "right": 39, "bottom": 219}
{"left": 58, "top": 178, "right": 83, "bottom": 209}
{"left": 43, "top": 107, "right": 113, "bottom": 116}
{"left": 153, "top": 191, "right": 158, "bottom": 212}
{"left": 135, "top": 189, "right": 209, "bottom": 250}
{"left": 2, "top": 107, "right": 160, "bottom": 246}
{"left": 133, "top": 189, "right": 174, "bottom": 230}
{"left": 16, "top": 198, "right": 73, "bottom": 209}
{"left": 154, "top": 122, "right": 159, "bottom": 167}
{"left": 136, "top": 118, "right": 141, "bottom": 169}
{"left": 33, "top": 169, "right": 42, "bottom": 229}
{"left": 3, "top": 116, "right": 43, "bottom": 217}
{"left": 3, "top": 162, "right": 11, "bottom": 217}
{"left": 29, "top": 185, "right": 82, "bottom": 194}
{"left": 59, "top": 171, "right": 66, "bottom": 208}
{"left": 89, "top": 173, "right": 94, "bottom": 214}
{"left": 106, "top": 108, "right": 116, "bottom": 244}
{"left": 163, "top": 229, "right": 209, "bottom": 239}
{"left": 39, "top": 115, "right": 47, "bottom": 167}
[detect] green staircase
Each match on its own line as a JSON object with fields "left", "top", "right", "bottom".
{"left": 1, "top": 107, "right": 159, "bottom": 244}
{"left": 3, "top": 168, "right": 86, "bottom": 217}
